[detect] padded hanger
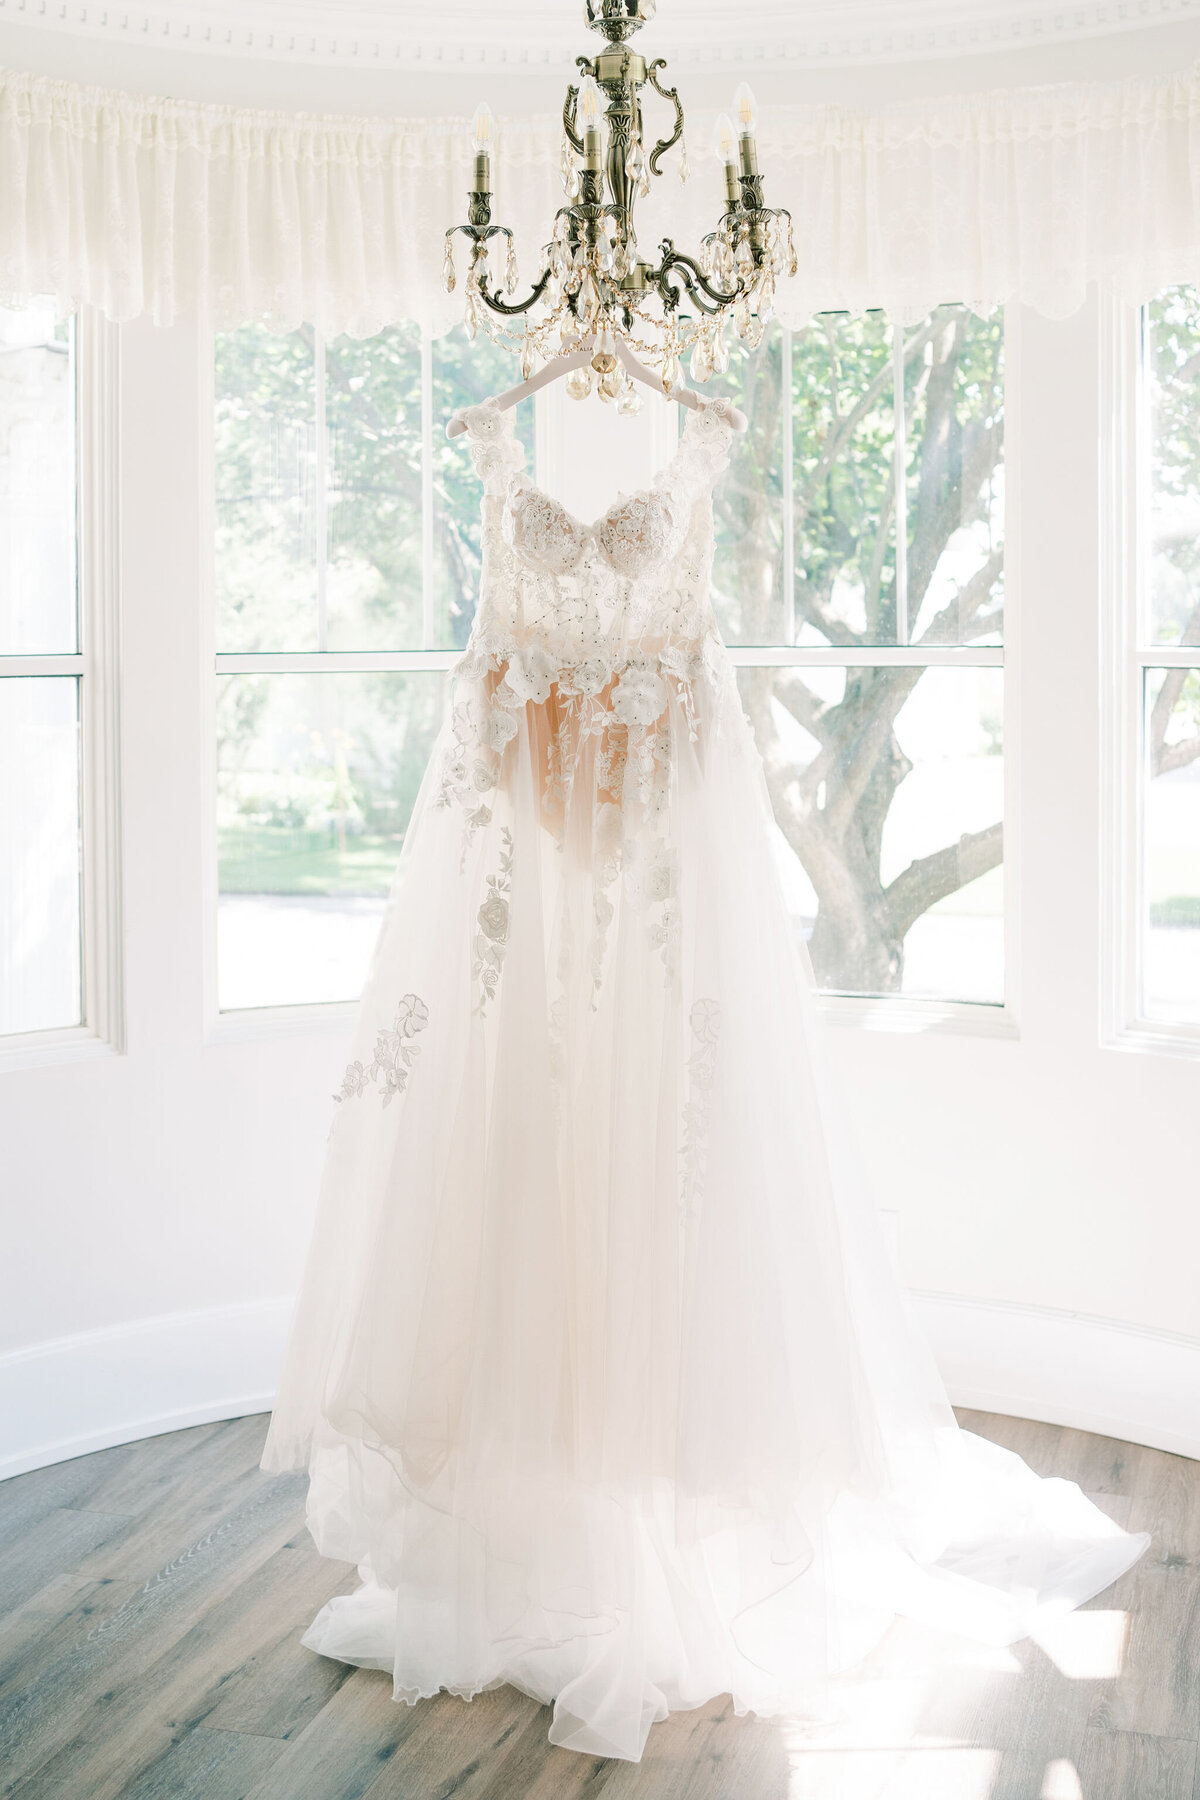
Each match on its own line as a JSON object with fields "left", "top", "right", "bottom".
{"left": 446, "top": 336, "right": 748, "bottom": 438}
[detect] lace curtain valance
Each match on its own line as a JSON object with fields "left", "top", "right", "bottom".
{"left": 2, "top": 60, "right": 1200, "bottom": 335}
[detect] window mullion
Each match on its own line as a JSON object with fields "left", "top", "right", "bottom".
{"left": 892, "top": 321, "right": 909, "bottom": 646}
{"left": 781, "top": 326, "right": 794, "bottom": 646}
{"left": 314, "top": 330, "right": 328, "bottom": 655}
{"left": 421, "top": 330, "right": 435, "bottom": 649}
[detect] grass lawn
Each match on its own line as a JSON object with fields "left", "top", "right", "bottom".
{"left": 218, "top": 826, "right": 404, "bottom": 895}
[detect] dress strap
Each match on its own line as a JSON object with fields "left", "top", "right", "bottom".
{"left": 455, "top": 398, "right": 526, "bottom": 493}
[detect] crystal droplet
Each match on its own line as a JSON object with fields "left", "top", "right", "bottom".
{"left": 464, "top": 288, "right": 478, "bottom": 341}
{"left": 678, "top": 136, "right": 689, "bottom": 184}
{"left": 618, "top": 384, "right": 642, "bottom": 415}
{"left": 521, "top": 332, "right": 537, "bottom": 380}
{"left": 758, "top": 272, "right": 776, "bottom": 323}
{"left": 747, "top": 314, "right": 764, "bottom": 350}
{"left": 690, "top": 337, "right": 711, "bottom": 385}
{"left": 733, "top": 292, "right": 751, "bottom": 338}
{"left": 662, "top": 350, "right": 681, "bottom": 394}
{"left": 711, "top": 324, "right": 730, "bottom": 375}
{"left": 566, "top": 366, "right": 593, "bottom": 401}
{"left": 505, "top": 240, "right": 519, "bottom": 296}
{"left": 578, "top": 271, "right": 599, "bottom": 322}
{"left": 442, "top": 244, "right": 456, "bottom": 294}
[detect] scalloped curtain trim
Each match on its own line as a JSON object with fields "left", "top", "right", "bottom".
{"left": 2, "top": 60, "right": 1200, "bottom": 335}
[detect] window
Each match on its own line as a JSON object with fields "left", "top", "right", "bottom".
{"left": 1128, "top": 288, "right": 1200, "bottom": 1032}
{"left": 712, "top": 308, "right": 1006, "bottom": 1007}
{"left": 212, "top": 323, "right": 533, "bottom": 1012}
{"left": 0, "top": 303, "right": 83, "bottom": 1039}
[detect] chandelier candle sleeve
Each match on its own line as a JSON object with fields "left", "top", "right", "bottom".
{"left": 715, "top": 114, "right": 740, "bottom": 208}
{"left": 443, "top": 0, "right": 796, "bottom": 392}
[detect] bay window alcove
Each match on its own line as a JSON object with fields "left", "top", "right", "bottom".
{"left": 1, "top": 30, "right": 1199, "bottom": 1493}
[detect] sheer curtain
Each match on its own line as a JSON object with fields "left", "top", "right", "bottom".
{"left": 2, "top": 60, "right": 1200, "bottom": 333}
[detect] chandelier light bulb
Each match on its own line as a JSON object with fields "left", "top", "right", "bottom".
{"left": 715, "top": 115, "right": 738, "bottom": 166}
{"left": 733, "top": 83, "right": 758, "bottom": 138}
{"left": 471, "top": 103, "right": 494, "bottom": 154}
{"left": 471, "top": 102, "right": 494, "bottom": 194}
{"left": 578, "top": 75, "right": 602, "bottom": 128}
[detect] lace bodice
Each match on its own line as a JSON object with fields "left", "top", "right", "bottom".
{"left": 437, "top": 396, "right": 738, "bottom": 897}
{"left": 454, "top": 396, "right": 734, "bottom": 679}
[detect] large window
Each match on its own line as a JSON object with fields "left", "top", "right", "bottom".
{"left": 213, "top": 324, "right": 532, "bottom": 1011}
{"left": 0, "top": 303, "right": 83, "bottom": 1039}
{"left": 1134, "top": 288, "right": 1200, "bottom": 1029}
{"left": 712, "top": 308, "right": 1006, "bottom": 1006}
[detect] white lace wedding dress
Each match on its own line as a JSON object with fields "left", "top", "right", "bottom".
{"left": 261, "top": 395, "right": 1148, "bottom": 1762}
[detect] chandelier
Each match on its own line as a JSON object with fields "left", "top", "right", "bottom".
{"left": 442, "top": 0, "right": 795, "bottom": 407}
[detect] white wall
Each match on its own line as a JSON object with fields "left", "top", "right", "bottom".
{"left": 2, "top": 33, "right": 1200, "bottom": 1477}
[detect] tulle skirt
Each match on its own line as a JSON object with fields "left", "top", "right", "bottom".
{"left": 261, "top": 646, "right": 1148, "bottom": 1762}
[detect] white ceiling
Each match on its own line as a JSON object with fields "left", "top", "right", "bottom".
{"left": 1, "top": 0, "right": 1198, "bottom": 71}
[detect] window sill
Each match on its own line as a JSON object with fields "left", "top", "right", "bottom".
{"left": 205, "top": 1000, "right": 358, "bottom": 1047}
{"left": 0, "top": 1026, "right": 123, "bottom": 1074}
{"left": 817, "top": 993, "right": 1019, "bottom": 1040}
{"left": 1104, "top": 1019, "right": 1200, "bottom": 1062}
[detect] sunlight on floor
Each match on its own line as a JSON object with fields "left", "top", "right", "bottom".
{"left": 781, "top": 1744, "right": 1001, "bottom": 1798}
{"left": 1029, "top": 1610, "right": 1128, "bottom": 1681}
{"left": 1040, "top": 1758, "right": 1086, "bottom": 1800}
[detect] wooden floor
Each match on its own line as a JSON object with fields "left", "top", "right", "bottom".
{"left": 0, "top": 1410, "right": 1195, "bottom": 1800}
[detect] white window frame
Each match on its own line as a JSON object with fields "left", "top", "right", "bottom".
{"left": 204, "top": 311, "right": 1018, "bottom": 1043}
{"left": 737, "top": 316, "right": 1018, "bottom": 1040}
{"left": 0, "top": 307, "right": 124, "bottom": 1072}
{"left": 202, "top": 320, "right": 461, "bottom": 1042}
{"left": 1101, "top": 293, "right": 1200, "bottom": 1059}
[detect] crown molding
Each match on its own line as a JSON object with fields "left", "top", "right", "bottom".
{"left": 1, "top": 0, "right": 1198, "bottom": 71}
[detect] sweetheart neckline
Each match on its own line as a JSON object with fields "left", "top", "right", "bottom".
{"left": 490, "top": 398, "right": 731, "bottom": 538}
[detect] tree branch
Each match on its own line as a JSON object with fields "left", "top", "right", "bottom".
{"left": 885, "top": 820, "right": 1004, "bottom": 941}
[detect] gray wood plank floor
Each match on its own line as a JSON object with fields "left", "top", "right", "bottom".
{"left": 0, "top": 1410, "right": 1191, "bottom": 1800}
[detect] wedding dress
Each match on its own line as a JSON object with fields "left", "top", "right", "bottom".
{"left": 261, "top": 395, "right": 1148, "bottom": 1762}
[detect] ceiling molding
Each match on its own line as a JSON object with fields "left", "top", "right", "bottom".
{"left": 1, "top": 0, "right": 1199, "bottom": 71}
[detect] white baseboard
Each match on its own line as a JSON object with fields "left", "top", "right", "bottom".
{"left": 914, "top": 1289, "right": 1200, "bottom": 1462}
{"left": 2, "top": 1290, "right": 1198, "bottom": 1483}
{"left": 0, "top": 1297, "right": 294, "bottom": 1481}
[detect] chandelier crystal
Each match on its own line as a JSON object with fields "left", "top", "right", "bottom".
{"left": 443, "top": 0, "right": 795, "bottom": 405}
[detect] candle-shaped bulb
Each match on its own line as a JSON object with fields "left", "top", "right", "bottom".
{"left": 471, "top": 101, "right": 493, "bottom": 195}
{"left": 577, "top": 74, "right": 603, "bottom": 171}
{"left": 733, "top": 82, "right": 758, "bottom": 137}
{"left": 715, "top": 114, "right": 737, "bottom": 165}
{"left": 578, "top": 75, "right": 601, "bottom": 129}
{"left": 471, "top": 102, "right": 494, "bottom": 155}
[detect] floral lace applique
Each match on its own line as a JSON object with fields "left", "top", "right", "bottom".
{"left": 679, "top": 997, "right": 722, "bottom": 1220}
{"left": 336, "top": 993, "right": 430, "bottom": 1106}
{"left": 505, "top": 479, "right": 589, "bottom": 576}
{"left": 596, "top": 489, "right": 686, "bottom": 578}
{"left": 474, "top": 826, "right": 514, "bottom": 1014}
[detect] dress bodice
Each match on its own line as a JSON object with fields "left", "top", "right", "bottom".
{"left": 436, "top": 394, "right": 737, "bottom": 854}
{"left": 454, "top": 396, "right": 735, "bottom": 686}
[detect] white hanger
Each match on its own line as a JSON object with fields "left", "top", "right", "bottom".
{"left": 445, "top": 335, "right": 748, "bottom": 438}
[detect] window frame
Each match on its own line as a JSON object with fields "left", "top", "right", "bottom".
{"left": 0, "top": 307, "right": 124, "bottom": 1072}
{"left": 202, "top": 320, "right": 463, "bottom": 1040}
{"left": 1101, "top": 293, "right": 1200, "bottom": 1058}
{"left": 733, "top": 315, "right": 1019, "bottom": 1039}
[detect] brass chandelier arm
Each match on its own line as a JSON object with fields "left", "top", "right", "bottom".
{"left": 562, "top": 85, "right": 584, "bottom": 156}
{"left": 645, "top": 61, "right": 684, "bottom": 178}
{"left": 475, "top": 267, "right": 553, "bottom": 317}
{"left": 649, "top": 247, "right": 742, "bottom": 315}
